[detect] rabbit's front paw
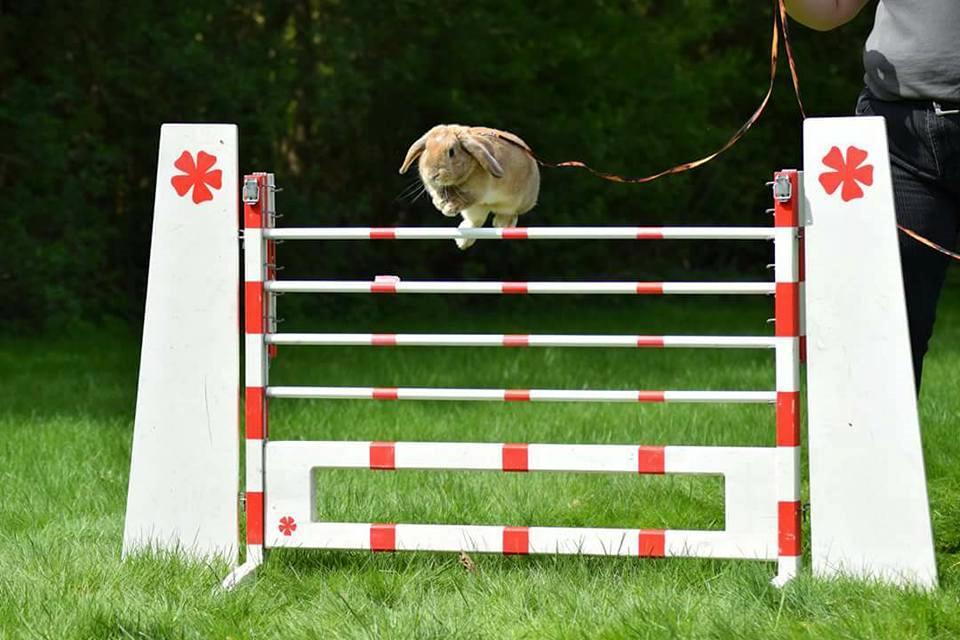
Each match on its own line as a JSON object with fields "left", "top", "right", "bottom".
{"left": 455, "top": 237, "right": 476, "bottom": 250}
{"left": 441, "top": 201, "right": 461, "bottom": 217}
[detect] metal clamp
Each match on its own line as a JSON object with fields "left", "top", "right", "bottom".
{"left": 771, "top": 174, "right": 793, "bottom": 202}
{"left": 242, "top": 178, "right": 260, "bottom": 205}
{"left": 934, "top": 102, "right": 959, "bottom": 117}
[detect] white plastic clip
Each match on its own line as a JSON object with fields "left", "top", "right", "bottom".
{"left": 242, "top": 178, "right": 260, "bottom": 205}
{"left": 772, "top": 174, "right": 792, "bottom": 203}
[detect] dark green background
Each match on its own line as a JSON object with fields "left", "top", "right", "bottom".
{"left": 0, "top": 1, "right": 873, "bottom": 330}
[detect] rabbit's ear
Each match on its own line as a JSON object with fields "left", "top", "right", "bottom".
{"left": 399, "top": 132, "right": 430, "bottom": 174}
{"left": 461, "top": 135, "right": 504, "bottom": 178}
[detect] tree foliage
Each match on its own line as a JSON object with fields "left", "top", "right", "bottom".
{"left": 0, "top": 1, "right": 873, "bottom": 329}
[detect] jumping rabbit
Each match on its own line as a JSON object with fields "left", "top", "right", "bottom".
{"left": 399, "top": 125, "right": 540, "bottom": 249}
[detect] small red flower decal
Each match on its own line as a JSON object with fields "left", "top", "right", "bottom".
{"left": 278, "top": 516, "right": 297, "bottom": 536}
{"left": 819, "top": 145, "right": 874, "bottom": 202}
{"left": 171, "top": 150, "right": 222, "bottom": 204}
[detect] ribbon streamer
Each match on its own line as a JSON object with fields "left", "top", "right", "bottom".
{"left": 898, "top": 224, "right": 960, "bottom": 261}
{"left": 492, "top": 0, "right": 802, "bottom": 183}
{"left": 497, "top": 0, "right": 960, "bottom": 262}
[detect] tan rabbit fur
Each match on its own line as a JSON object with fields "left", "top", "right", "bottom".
{"left": 399, "top": 125, "right": 540, "bottom": 249}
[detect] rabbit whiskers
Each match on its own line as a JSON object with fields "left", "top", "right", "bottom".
{"left": 440, "top": 185, "right": 465, "bottom": 204}
{"left": 396, "top": 177, "right": 428, "bottom": 203}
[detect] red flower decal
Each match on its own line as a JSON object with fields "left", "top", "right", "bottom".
{"left": 278, "top": 516, "right": 297, "bottom": 536}
{"left": 171, "top": 150, "right": 222, "bottom": 204}
{"left": 819, "top": 145, "right": 874, "bottom": 202}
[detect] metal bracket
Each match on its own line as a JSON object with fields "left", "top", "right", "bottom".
{"left": 934, "top": 102, "right": 959, "bottom": 117}
{"left": 242, "top": 178, "right": 260, "bottom": 205}
{"left": 772, "top": 174, "right": 793, "bottom": 203}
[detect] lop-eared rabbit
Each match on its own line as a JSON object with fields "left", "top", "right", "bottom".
{"left": 399, "top": 125, "right": 540, "bottom": 249}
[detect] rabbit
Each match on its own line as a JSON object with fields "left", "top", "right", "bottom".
{"left": 399, "top": 125, "right": 540, "bottom": 249}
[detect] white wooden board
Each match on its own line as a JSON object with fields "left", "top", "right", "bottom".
{"left": 804, "top": 116, "right": 937, "bottom": 588}
{"left": 123, "top": 124, "right": 240, "bottom": 562}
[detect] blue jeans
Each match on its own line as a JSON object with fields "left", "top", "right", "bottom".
{"left": 855, "top": 89, "right": 960, "bottom": 390}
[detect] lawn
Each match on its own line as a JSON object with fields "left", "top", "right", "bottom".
{"left": 3, "top": 287, "right": 960, "bottom": 639}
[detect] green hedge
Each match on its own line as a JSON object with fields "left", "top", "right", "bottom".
{"left": 0, "top": 1, "right": 872, "bottom": 329}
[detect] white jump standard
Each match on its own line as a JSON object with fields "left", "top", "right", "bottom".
{"left": 124, "top": 119, "right": 938, "bottom": 592}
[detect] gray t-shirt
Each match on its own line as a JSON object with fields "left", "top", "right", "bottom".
{"left": 864, "top": 0, "right": 960, "bottom": 102}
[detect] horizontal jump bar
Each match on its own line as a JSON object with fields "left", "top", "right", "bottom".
{"left": 267, "top": 440, "right": 774, "bottom": 474}
{"left": 265, "top": 523, "right": 776, "bottom": 560}
{"left": 266, "top": 333, "right": 778, "bottom": 349}
{"left": 261, "top": 226, "right": 776, "bottom": 241}
{"left": 265, "top": 281, "right": 775, "bottom": 295}
{"left": 265, "top": 387, "right": 777, "bottom": 403}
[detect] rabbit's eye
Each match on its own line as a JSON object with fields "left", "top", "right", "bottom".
{"left": 448, "top": 148, "right": 455, "bottom": 158}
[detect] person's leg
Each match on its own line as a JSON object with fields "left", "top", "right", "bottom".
{"left": 856, "top": 91, "right": 960, "bottom": 390}
{"left": 890, "top": 163, "right": 956, "bottom": 389}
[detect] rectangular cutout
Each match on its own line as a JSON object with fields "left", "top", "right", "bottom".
{"left": 310, "top": 468, "right": 724, "bottom": 531}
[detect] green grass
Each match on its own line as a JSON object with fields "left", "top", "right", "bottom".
{"left": 3, "top": 291, "right": 960, "bottom": 639}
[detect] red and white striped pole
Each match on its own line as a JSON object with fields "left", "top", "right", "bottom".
{"left": 223, "top": 172, "right": 273, "bottom": 588}
{"left": 266, "top": 281, "right": 774, "bottom": 296}
{"left": 772, "top": 170, "right": 802, "bottom": 585}
{"left": 266, "top": 333, "right": 778, "bottom": 349}
{"left": 266, "top": 386, "right": 776, "bottom": 403}
{"left": 262, "top": 226, "right": 776, "bottom": 241}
